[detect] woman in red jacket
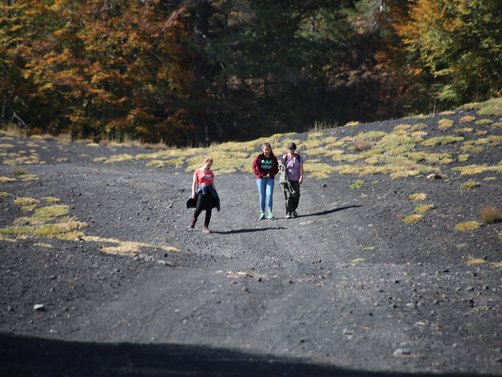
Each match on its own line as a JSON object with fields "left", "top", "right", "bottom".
{"left": 252, "top": 142, "right": 279, "bottom": 220}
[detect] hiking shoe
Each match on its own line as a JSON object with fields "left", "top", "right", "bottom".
{"left": 267, "top": 212, "right": 274, "bottom": 220}
{"left": 258, "top": 212, "right": 265, "bottom": 220}
{"left": 292, "top": 211, "right": 298, "bottom": 218}
{"left": 202, "top": 227, "right": 210, "bottom": 234}
{"left": 190, "top": 218, "right": 196, "bottom": 229}
{"left": 285, "top": 213, "right": 292, "bottom": 219}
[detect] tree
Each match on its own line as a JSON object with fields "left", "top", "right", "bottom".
{"left": 393, "top": 0, "right": 501, "bottom": 109}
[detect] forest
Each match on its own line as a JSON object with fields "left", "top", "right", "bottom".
{"left": 0, "top": 0, "right": 500, "bottom": 146}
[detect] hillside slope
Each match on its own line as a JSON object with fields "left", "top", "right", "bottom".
{"left": 0, "top": 99, "right": 501, "bottom": 376}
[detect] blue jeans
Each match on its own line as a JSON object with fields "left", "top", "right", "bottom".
{"left": 256, "top": 178, "right": 274, "bottom": 213}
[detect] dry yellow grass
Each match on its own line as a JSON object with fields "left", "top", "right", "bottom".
{"left": 438, "top": 119, "right": 454, "bottom": 130}
{"left": 454, "top": 221, "right": 481, "bottom": 232}
{"left": 465, "top": 258, "right": 486, "bottom": 266}
{"left": 409, "top": 193, "right": 427, "bottom": 201}
{"left": 0, "top": 176, "right": 16, "bottom": 183}
{"left": 403, "top": 214, "right": 423, "bottom": 224}
{"left": 459, "top": 180, "right": 480, "bottom": 190}
{"left": 414, "top": 204, "right": 435, "bottom": 214}
{"left": 459, "top": 115, "right": 476, "bottom": 123}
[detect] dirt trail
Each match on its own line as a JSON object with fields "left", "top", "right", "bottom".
{"left": 1, "top": 148, "right": 501, "bottom": 375}
{"left": 53, "top": 170, "right": 441, "bottom": 373}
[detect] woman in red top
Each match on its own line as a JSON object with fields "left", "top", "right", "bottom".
{"left": 190, "top": 158, "right": 219, "bottom": 233}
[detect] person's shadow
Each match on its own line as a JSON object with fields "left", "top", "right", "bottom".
{"left": 211, "top": 227, "right": 287, "bottom": 235}
{"left": 297, "top": 204, "right": 361, "bottom": 218}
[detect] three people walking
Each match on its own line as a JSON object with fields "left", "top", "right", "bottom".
{"left": 188, "top": 142, "right": 303, "bottom": 232}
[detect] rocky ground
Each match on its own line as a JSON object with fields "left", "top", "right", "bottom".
{"left": 0, "top": 106, "right": 501, "bottom": 376}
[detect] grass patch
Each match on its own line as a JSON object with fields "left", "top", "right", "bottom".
{"left": 403, "top": 214, "right": 423, "bottom": 224}
{"left": 479, "top": 205, "right": 501, "bottom": 224}
{"left": 351, "top": 180, "right": 364, "bottom": 189}
{"left": 492, "top": 262, "right": 502, "bottom": 268}
{"left": 414, "top": 204, "right": 434, "bottom": 214}
{"left": 93, "top": 157, "right": 107, "bottom": 162}
{"left": 421, "top": 136, "right": 464, "bottom": 147}
{"left": 461, "top": 97, "right": 502, "bottom": 116}
{"left": 105, "top": 154, "right": 134, "bottom": 164}
{"left": 14, "top": 197, "right": 39, "bottom": 210}
{"left": 0, "top": 191, "right": 10, "bottom": 199}
{"left": 454, "top": 221, "right": 481, "bottom": 232}
{"left": 409, "top": 193, "right": 427, "bottom": 201}
{"left": 0, "top": 176, "right": 15, "bottom": 183}
{"left": 465, "top": 258, "right": 486, "bottom": 266}
{"left": 457, "top": 154, "right": 469, "bottom": 162}
{"left": 33, "top": 205, "right": 70, "bottom": 220}
{"left": 42, "top": 196, "right": 61, "bottom": 203}
{"left": 475, "top": 119, "right": 492, "bottom": 126}
{"left": 345, "top": 121, "right": 360, "bottom": 127}
{"left": 303, "top": 161, "right": 338, "bottom": 179}
{"left": 34, "top": 242, "right": 54, "bottom": 248}
{"left": 438, "top": 119, "right": 454, "bottom": 130}
{"left": 459, "top": 115, "right": 476, "bottom": 123}
{"left": 452, "top": 163, "right": 502, "bottom": 175}
{"left": 12, "top": 168, "right": 27, "bottom": 176}
{"left": 459, "top": 180, "right": 480, "bottom": 190}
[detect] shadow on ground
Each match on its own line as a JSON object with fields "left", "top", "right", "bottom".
{"left": 0, "top": 333, "right": 481, "bottom": 377}
{"left": 298, "top": 205, "right": 362, "bottom": 218}
{"left": 211, "top": 227, "right": 287, "bottom": 234}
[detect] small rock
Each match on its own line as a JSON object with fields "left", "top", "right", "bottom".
{"left": 393, "top": 348, "right": 411, "bottom": 356}
{"left": 33, "top": 304, "right": 45, "bottom": 311}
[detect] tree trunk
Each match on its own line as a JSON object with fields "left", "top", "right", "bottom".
{"left": 192, "top": 0, "right": 210, "bottom": 146}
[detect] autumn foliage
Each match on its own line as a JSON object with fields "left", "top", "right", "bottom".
{"left": 0, "top": 1, "right": 500, "bottom": 145}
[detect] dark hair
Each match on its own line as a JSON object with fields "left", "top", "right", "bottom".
{"left": 288, "top": 142, "right": 297, "bottom": 150}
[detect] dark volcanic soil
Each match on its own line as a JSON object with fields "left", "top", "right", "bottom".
{"left": 0, "top": 111, "right": 501, "bottom": 376}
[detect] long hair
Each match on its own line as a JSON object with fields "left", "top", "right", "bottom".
{"left": 262, "top": 142, "right": 275, "bottom": 157}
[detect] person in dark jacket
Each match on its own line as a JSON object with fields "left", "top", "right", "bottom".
{"left": 282, "top": 142, "right": 304, "bottom": 218}
{"left": 252, "top": 142, "right": 279, "bottom": 220}
{"left": 189, "top": 158, "right": 219, "bottom": 233}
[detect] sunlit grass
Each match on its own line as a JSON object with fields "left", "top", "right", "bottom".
{"left": 475, "top": 119, "right": 492, "bottom": 126}
{"left": 459, "top": 115, "right": 476, "bottom": 123}
{"left": 454, "top": 221, "right": 481, "bottom": 232}
{"left": 42, "top": 196, "right": 61, "bottom": 203}
{"left": 403, "top": 214, "right": 423, "bottom": 224}
{"left": 465, "top": 258, "right": 486, "bottom": 266}
{"left": 459, "top": 180, "right": 480, "bottom": 190}
{"left": 0, "top": 176, "right": 16, "bottom": 183}
{"left": 461, "top": 97, "right": 502, "bottom": 116}
{"left": 452, "top": 162, "right": 502, "bottom": 175}
{"left": 421, "top": 136, "right": 464, "bottom": 147}
{"left": 414, "top": 204, "right": 434, "bottom": 214}
{"left": 457, "top": 154, "right": 469, "bottom": 162}
{"left": 14, "top": 197, "right": 39, "bottom": 210}
{"left": 438, "top": 119, "right": 454, "bottom": 130}
{"left": 409, "top": 193, "right": 427, "bottom": 201}
{"left": 33, "top": 205, "right": 70, "bottom": 220}
{"left": 304, "top": 161, "right": 338, "bottom": 179}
